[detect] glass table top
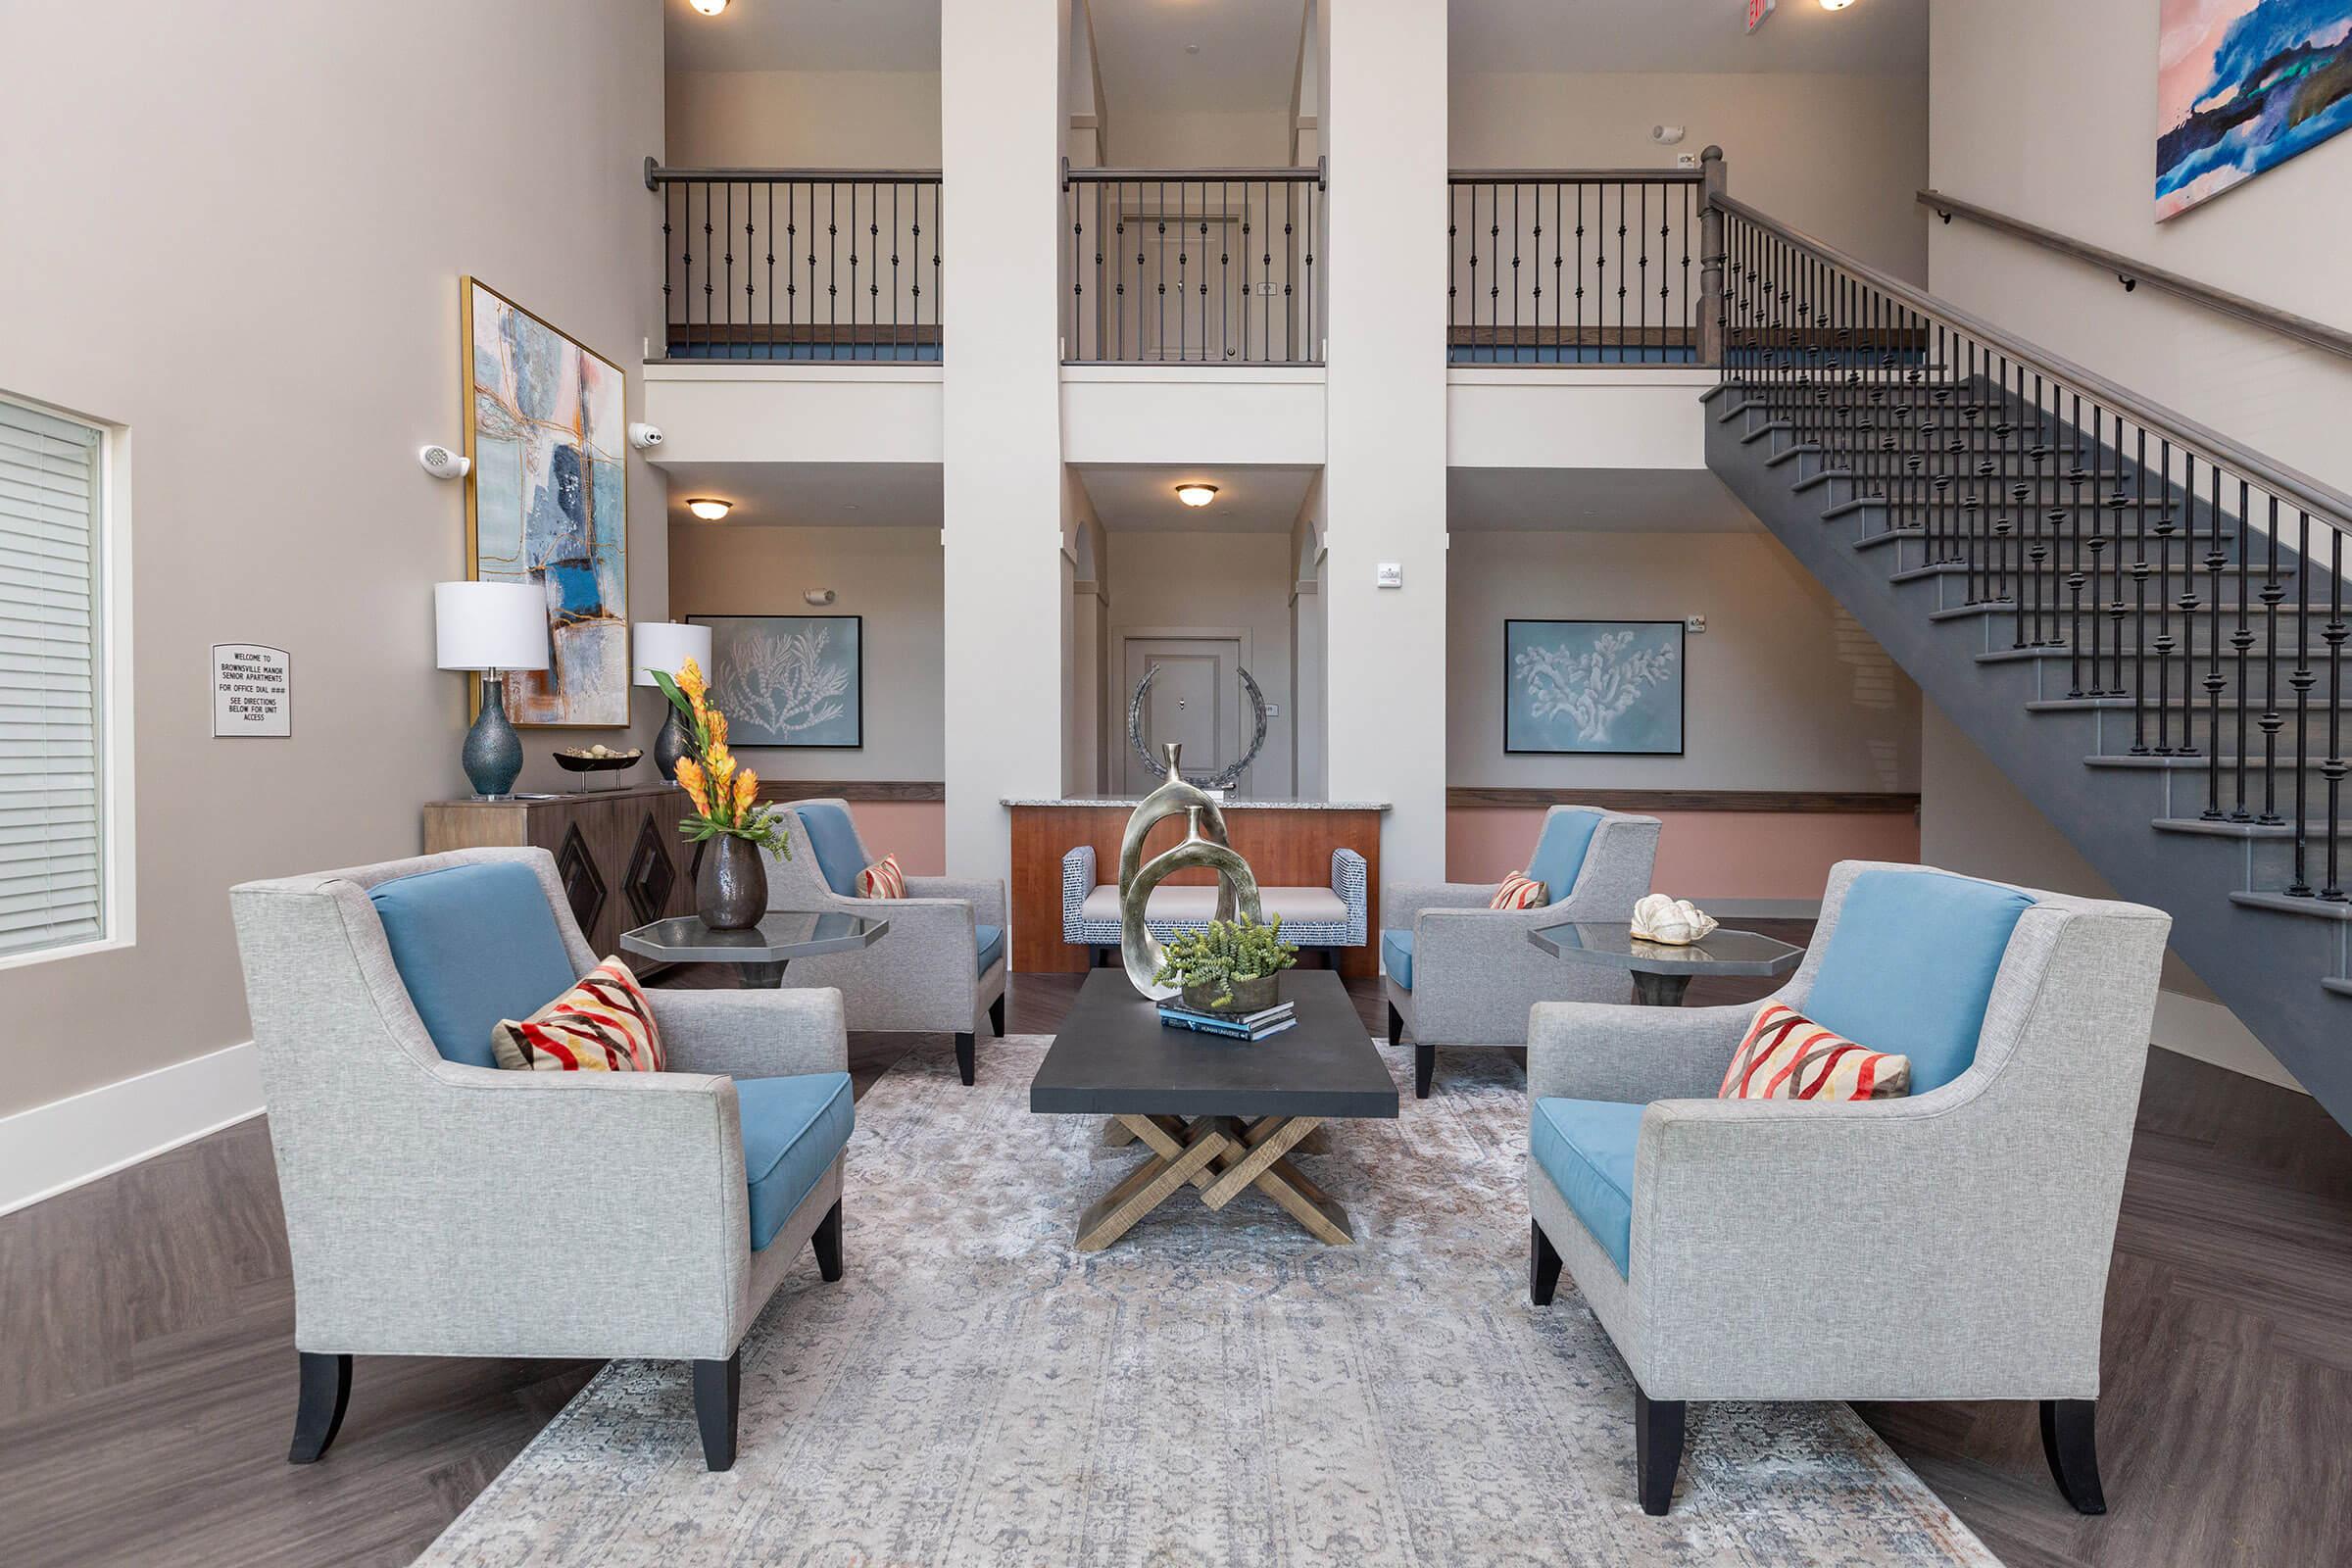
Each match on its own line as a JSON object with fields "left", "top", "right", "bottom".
{"left": 620, "top": 910, "right": 890, "bottom": 964}
{"left": 1527, "top": 920, "right": 1803, "bottom": 977}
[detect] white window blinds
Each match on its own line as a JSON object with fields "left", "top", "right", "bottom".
{"left": 0, "top": 397, "right": 107, "bottom": 960}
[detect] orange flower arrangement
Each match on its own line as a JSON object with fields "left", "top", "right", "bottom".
{"left": 652, "top": 659, "right": 789, "bottom": 857}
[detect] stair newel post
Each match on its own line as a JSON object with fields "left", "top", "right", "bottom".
{"left": 2288, "top": 511, "right": 2316, "bottom": 895}
{"left": 2324, "top": 525, "right": 2346, "bottom": 902}
{"left": 2258, "top": 494, "right": 2286, "bottom": 826}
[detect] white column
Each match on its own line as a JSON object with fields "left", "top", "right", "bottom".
{"left": 940, "top": 0, "right": 1069, "bottom": 876}
{"left": 1323, "top": 0, "right": 1448, "bottom": 879}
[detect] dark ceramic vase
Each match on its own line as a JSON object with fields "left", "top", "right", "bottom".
{"left": 462, "top": 676, "right": 524, "bottom": 800}
{"left": 697, "top": 835, "right": 767, "bottom": 930}
{"left": 654, "top": 704, "right": 692, "bottom": 783}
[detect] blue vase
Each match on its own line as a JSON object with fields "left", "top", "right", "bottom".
{"left": 462, "top": 676, "right": 524, "bottom": 799}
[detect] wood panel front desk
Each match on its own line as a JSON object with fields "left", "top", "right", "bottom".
{"left": 1005, "top": 799, "right": 1390, "bottom": 978}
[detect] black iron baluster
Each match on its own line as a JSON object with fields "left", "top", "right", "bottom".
{"left": 2153, "top": 439, "right": 2178, "bottom": 753}
{"left": 2204, "top": 465, "right": 2228, "bottom": 816}
{"left": 2258, "top": 493, "right": 2285, "bottom": 823}
{"left": 2232, "top": 478, "right": 2256, "bottom": 820}
{"left": 2288, "top": 511, "right": 2316, "bottom": 891}
{"left": 2130, "top": 427, "right": 2151, "bottom": 751}
{"left": 2324, "top": 524, "right": 2348, "bottom": 900}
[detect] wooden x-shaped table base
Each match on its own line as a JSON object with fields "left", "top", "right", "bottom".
{"left": 1075, "top": 1112, "right": 1355, "bottom": 1251}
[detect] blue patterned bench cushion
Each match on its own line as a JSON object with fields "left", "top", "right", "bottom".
{"left": 1382, "top": 929, "right": 1413, "bottom": 990}
{"left": 1061, "top": 844, "right": 1368, "bottom": 949}
{"left": 975, "top": 923, "right": 1004, "bottom": 977}
{"left": 739, "top": 1071, "right": 854, "bottom": 1251}
{"left": 1530, "top": 1097, "right": 1644, "bottom": 1278}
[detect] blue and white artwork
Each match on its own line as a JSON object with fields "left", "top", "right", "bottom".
{"left": 1504, "top": 619, "right": 1685, "bottom": 756}
{"left": 691, "top": 615, "right": 864, "bottom": 748}
{"left": 466, "top": 278, "right": 628, "bottom": 726}
{"left": 2157, "top": 1, "right": 2352, "bottom": 220}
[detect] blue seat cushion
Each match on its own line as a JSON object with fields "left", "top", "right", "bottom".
{"left": 1803, "top": 869, "right": 2034, "bottom": 1094}
{"left": 1530, "top": 1098, "right": 1643, "bottom": 1279}
{"left": 795, "top": 803, "right": 866, "bottom": 898}
{"left": 1526, "top": 809, "right": 1602, "bottom": 906}
{"left": 368, "top": 862, "right": 578, "bottom": 1069}
{"left": 975, "top": 923, "right": 1004, "bottom": 976}
{"left": 1382, "top": 929, "right": 1414, "bottom": 990}
{"left": 738, "top": 1071, "right": 855, "bottom": 1251}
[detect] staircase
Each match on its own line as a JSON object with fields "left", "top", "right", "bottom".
{"left": 1699, "top": 196, "right": 2352, "bottom": 1130}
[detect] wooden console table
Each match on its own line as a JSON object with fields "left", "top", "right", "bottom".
{"left": 1004, "top": 797, "right": 1389, "bottom": 978}
{"left": 423, "top": 784, "right": 698, "bottom": 957}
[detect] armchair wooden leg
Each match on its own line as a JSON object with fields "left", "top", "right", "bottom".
{"left": 988, "top": 994, "right": 1006, "bottom": 1037}
{"left": 2040, "top": 1398, "right": 2108, "bottom": 1515}
{"left": 1635, "top": 1386, "right": 1686, "bottom": 1516}
{"left": 1529, "top": 1220, "right": 1562, "bottom": 1306}
{"left": 1414, "top": 1040, "right": 1435, "bottom": 1101}
{"left": 287, "top": 1350, "right": 352, "bottom": 1464}
{"left": 812, "top": 1199, "right": 844, "bottom": 1282}
{"left": 693, "top": 1351, "right": 741, "bottom": 1472}
{"left": 1387, "top": 1002, "right": 1402, "bottom": 1048}
{"left": 954, "top": 1032, "right": 976, "bottom": 1086}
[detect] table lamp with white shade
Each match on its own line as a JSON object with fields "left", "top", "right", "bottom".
{"left": 434, "top": 581, "right": 549, "bottom": 800}
{"left": 634, "top": 620, "right": 713, "bottom": 782}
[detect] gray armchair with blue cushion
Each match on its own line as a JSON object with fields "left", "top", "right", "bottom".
{"left": 227, "top": 847, "right": 855, "bottom": 1474}
{"left": 1382, "top": 805, "right": 1659, "bottom": 1099}
{"left": 763, "top": 799, "right": 1008, "bottom": 1086}
{"left": 1525, "top": 860, "right": 2170, "bottom": 1516}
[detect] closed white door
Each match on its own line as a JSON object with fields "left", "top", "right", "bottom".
{"left": 1123, "top": 637, "right": 1243, "bottom": 793}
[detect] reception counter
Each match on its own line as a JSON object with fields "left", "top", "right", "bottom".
{"left": 1004, "top": 797, "right": 1391, "bottom": 977}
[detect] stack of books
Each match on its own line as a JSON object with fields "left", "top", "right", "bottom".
{"left": 1156, "top": 998, "right": 1296, "bottom": 1042}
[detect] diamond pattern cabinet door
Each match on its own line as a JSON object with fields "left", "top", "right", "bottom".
{"left": 556, "top": 824, "right": 609, "bottom": 942}
{"left": 624, "top": 812, "right": 679, "bottom": 927}
{"left": 422, "top": 785, "right": 698, "bottom": 958}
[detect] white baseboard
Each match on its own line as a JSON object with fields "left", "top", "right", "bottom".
{"left": 0, "top": 1042, "right": 265, "bottom": 1217}
{"left": 2149, "top": 991, "right": 2305, "bottom": 1095}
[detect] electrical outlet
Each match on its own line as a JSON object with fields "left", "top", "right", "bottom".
{"left": 1685, "top": 614, "right": 1707, "bottom": 633}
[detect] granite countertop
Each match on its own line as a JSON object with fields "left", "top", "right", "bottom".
{"left": 1002, "top": 797, "right": 1391, "bottom": 810}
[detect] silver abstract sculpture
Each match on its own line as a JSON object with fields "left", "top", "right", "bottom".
{"left": 1127, "top": 663, "right": 1271, "bottom": 793}
{"left": 1117, "top": 742, "right": 1263, "bottom": 1000}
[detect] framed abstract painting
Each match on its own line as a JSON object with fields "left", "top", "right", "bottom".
{"left": 687, "top": 614, "right": 864, "bottom": 749}
{"left": 2157, "top": 1, "right": 2352, "bottom": 220}
{"left": 463, "top": 277, "right": 629, "bottom": 727}
{"left": 1504, "top": 619, "right": 1686, "bottom": 756}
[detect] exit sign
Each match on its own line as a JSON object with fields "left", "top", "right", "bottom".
{"left": 1747, "top": 0, "right": 1777, "bottom": 30}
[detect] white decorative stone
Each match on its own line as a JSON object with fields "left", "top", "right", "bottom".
{"left": 1631, "top": 893, "right": 1719, "bottom": 946}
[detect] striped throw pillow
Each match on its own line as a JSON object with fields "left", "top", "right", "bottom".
{"left": 858, "top": 854, "right": 906, "bottom": 899}
{"left": 1720, "top": 1002, "right": 1911, "bottom": 1101}
{"left": 1490, "top": 871, "right": 1546, "bottom": 910}
{"left": 491, "top": 957, "right": 664, "bottom": 1073}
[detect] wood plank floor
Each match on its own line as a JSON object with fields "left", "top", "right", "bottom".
{"left": 4, "top": 944, "right": 2347, "bottom": 1567}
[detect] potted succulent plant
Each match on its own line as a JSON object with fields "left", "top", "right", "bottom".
{"left": 1153, "top": 912, "right": 1298, "bottom": 1014}
{"left": 652, "top": 659, "right": 791, "bottom": 930}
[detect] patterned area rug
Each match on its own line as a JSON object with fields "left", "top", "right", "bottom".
{"left": 421, "top": 1036, "right": 2000, "bottom": 1567}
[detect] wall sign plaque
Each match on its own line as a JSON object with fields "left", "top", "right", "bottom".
{"left": 212, "top": 644, "right": 291, "bottom": 737}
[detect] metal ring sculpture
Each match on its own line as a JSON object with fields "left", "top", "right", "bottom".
{"left": 1117, "top": 742, "right": 1264, "bottom": 1000}
{"left": 1127, "top": 664, "right": 1270, "bottom": 792}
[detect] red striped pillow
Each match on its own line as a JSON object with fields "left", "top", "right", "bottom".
{"left": 1719, "top": 1001, "right": 1911, "bottom": 1101}
{"left": 1490, "top": 871, "right": 1546, "bottom": 910}
{"left": 858, "top": 854, "right": 906, "bottom": 899}
{"left": 491, "top": 957, "right": 664, "bottom": 1073}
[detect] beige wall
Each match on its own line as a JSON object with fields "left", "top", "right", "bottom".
{"left": 665, "top": 524, "right": 945, "bottom": 785}
{"left": 1929, "top": 0, "right": 2352, "bottom": 494}
{"left": 0, "top": 1, "right": 666, "bottom": 1117}
{"left": 1450, "top": 72, "right": 1930, "bottom": 283}
{"left": 1101, "top": 531, "right": 1297, "bottom": 797}
{"left": 1109, "top": 109, "right": 1295, "bottom": 167}
{"left": 665, "top": 71, "right": 944, "bottom": 168}
{"left": 1447, "top": 530, "right": 1920, "bottom": 793}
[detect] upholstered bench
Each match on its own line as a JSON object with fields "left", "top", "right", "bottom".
{"left": 1061, "top": 844, "right": 1367, "bottom": 964}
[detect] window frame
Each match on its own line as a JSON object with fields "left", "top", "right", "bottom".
{"left": 0, "top": 392, "right": 135, "bottom": 972}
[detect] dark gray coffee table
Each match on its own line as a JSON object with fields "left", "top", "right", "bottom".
{"left": 1528, "top": 920, "right": 1802, "bottom": 1006}
{"left": 1030, "top": 967, "right": 1399, "bottom": 1250}
{"left": 620, "top": 911, "right": 888, "bottom": 989}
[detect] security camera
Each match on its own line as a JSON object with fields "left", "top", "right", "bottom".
{"left": 628, "top": 422, "right": 664, "bottom": 450}
{"left": 416, "top": 444, "right": 470, "bottom": 480}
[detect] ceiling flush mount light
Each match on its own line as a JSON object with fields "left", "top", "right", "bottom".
{"left": 689, "top": 0, "right": 729, "bottom": 16}
{"left": 685, "top": 498, "right": 732, "bottom": 521}
{"left": 1174, "top": 483, "right": 1219, "bottom": 509}
{"left": 1820, "top": 0, "right": 1857, "bottom": 10}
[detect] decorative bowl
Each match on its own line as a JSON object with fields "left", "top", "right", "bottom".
{"left": 553, "top": 747, "right": 643, "bottom": 790}
{"left": 1180, "top": 972, "right": 1281, "bottom": 1016}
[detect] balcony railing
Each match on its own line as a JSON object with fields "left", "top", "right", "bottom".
{"left": 646, "top": 161, "right": 941, "bottom": 362}
{"left": 1061, "top": 160, "right": 1325, "bottom": 366}
{"left": 1448, "top": 165, "right": 1712, "bottom": 366}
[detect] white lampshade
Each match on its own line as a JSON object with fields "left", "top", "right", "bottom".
{"left": 434, "top": 581, "right": 549, "bottom": 672}
{"left": 633, "top": 620, "right": 713, "bottom": 687}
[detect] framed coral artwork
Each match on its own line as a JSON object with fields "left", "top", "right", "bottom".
{"left": 462, "top": 276, "right": 629, "bottom": 727}
{"left": 1503, "top": 618, "right": 1686, "bottom": 756}
{"left": 687, "top": 614, "right": 864, "bottom": 748}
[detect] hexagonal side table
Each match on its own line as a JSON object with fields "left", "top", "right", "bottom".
{"left": 621, "top": 911, "right": 890, "bottom": 989}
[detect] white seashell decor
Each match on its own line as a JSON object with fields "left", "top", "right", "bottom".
{"left": 1630, "top": 893, "right": 1720, "bottom": 947}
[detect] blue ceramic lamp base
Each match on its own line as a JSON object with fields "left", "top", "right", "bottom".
{"left": 463, "top": 674, "right": 525, "bottom": 800}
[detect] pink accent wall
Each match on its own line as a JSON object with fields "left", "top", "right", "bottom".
{"left": 1446, "top": 806, "right": 1919, "bottom": 903}
{"left": 843, "top": 802, "right": 948, "bottom": 877}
